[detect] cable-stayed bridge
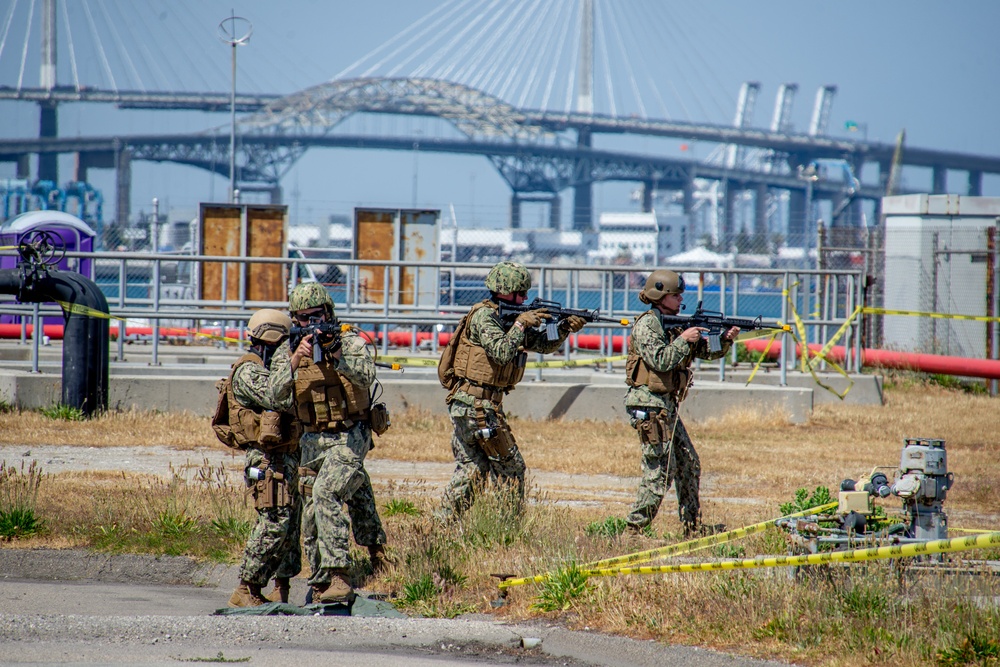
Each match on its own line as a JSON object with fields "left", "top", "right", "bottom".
{"left": 1, "top": 0, "right": 998, "bottom": 249}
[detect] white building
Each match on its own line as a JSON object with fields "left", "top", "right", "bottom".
{"left": 882, "top": 194, "right": 1000, "bottom": 359}
{"left": 588, "top": 212, "right": 687, "bottom": 265}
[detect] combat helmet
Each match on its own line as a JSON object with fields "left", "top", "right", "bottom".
{"left": 484, "top": 261, "right": 531, "bottom": 294}
{"left": 289, "top": 282, "right": 335, "bottom": 318}
{"left": 247, "top": 309, "right": 292, "bottom": 344}
{"left": 639, "top": 269, "right": 685, "bottom": 304}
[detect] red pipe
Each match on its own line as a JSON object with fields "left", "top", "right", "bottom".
{"left": 742, "top": 339, "right": 1000, "bottom": 380}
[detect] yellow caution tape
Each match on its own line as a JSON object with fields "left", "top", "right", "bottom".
{"left": 375, "top": 354, "right": 629, "bottom": 369}
{"left": 581, "top": 532, "right": 1000, "bottom": 580}
{"left": 52, "top": 299, "right": 243, "bottom": 343}
{"left": 501, "top": 502, "right": 839, "bottom": 590}
{"left": 526, "top": 354, "right": 627, "bottom": 369}
{"left": 863, "top": 307, "right": 1000, "bottom": 323}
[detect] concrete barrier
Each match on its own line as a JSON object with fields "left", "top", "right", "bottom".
{"left": 0, "top": 370, "right": 816, "bottom": 424}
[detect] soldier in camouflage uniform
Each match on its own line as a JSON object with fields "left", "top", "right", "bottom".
{"left": 437, "top": 261, "right": 586, "bottom": 519}
{"left": 227, "top": 309, "right": 303, "bottom": 607}
{"left": 623, "top": 270, "right": 739, "bottom": 537}
{"left": 270, "top": 282, "right": 387, "bottom": 604}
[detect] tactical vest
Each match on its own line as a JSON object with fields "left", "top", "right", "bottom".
{"left": 451, "top": 300, "right": 526, "bottom": 393}
{"left": 293, "top": 354, "right": 371, "bottom": 432}
{"left": 625, "top": 310, "right": 691, "bottom": 395}
{"left": 223, "top": 353, "right": 301, "bottom": 450}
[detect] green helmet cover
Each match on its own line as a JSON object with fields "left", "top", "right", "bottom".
{"left": 289, "top": 282, "right": 335, "bottom": 315}
{"left": 484, "top": 261, "right": 531, "bottom": 294}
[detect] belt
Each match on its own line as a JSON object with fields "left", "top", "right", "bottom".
{"left": 455, "top": 380, "right": 508, "bottom": 403}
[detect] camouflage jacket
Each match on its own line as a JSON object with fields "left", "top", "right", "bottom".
{"left": 624, "top": 309, "right": 731, "bottom": 410}
{"left": 232, "top": 343, "right": 296, "bottom": 413}
{"left": 450, "top": 303, "right": 567, "bottom": 407}
{"left": 266, "top": 330, "right": 375, "bottom": 408}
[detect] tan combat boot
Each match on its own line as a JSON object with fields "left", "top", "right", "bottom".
{"left": 264, "top": 577, "right": 290, "bottom": 603}
{"left": 228, "top": 581, "right": 267, "bottom": 607}
{"left": 316, "top": 570, "right": 354, "bottom": 603}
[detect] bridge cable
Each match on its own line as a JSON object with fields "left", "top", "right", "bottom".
{"left": 389, "top": 0, "right": 486, "bottom": 78}
{"left": 98, "top": 0, "right": 145, "bottom": 92}
{"left": 656, "top": 3, "right": 732, "bottom": 123}
{"left": 495, "top": 0, "right": 551, "bottom": 104}
{"left": 126, "top": 1, "right": 176, "bottom": 91}
{"left": 174, "top": 0, "right": 227, "bottom": 91}
{"left": 439, "top": 1, "right": 503, "bottom": 82}
{"left": 453, "top": 1, "right": 517, "bottom": 89}
{"left": 539, "top": 0, "right": 573, "bottom": 112}
{"left": 428, "top": 0, "right": 505, "bottom": 82}
{"left": 15, "top": 0, "right": 33, "bottom": 91}
{"left": 0, "top": 0, "right": 19, "bottom": 76}
{"left": 335, "top": 0, "right": 466, "bottom": 79}
{"left": 58, "top": 0, "right": 81, "bottom": 91}
{"left": 562, "top": 6, "right": 580, "bottom": 112}
{"left": 605, "top": 2, "right": 647, "bottom": 119}
{"left": 594, "top": 1, "right": 617, "bottom": 117}
{"left": 80, "top": 0, "right": 118, "bottom": 93}
{"left": 517, "top": 0, "right": 562, "bottom": 109}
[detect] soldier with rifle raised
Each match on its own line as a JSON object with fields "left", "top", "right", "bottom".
{"left": 435, "top": 261, "right": 589, "bottom": 520}
{"left": 623, "top": 269, "right": 740, "bottom": 538}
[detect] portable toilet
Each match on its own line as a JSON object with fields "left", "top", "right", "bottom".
{"left": 0, "top": 210, "right": 96, "bottom": 277}
{"left": 0, "top": 210, "right": 97, "bottom": 329}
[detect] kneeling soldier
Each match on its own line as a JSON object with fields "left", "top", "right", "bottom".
{"left": 227, "top": 309, "right": 303, "bottom": 607}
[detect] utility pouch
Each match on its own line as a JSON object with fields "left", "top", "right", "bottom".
{"left": 472, "top": 399, "right": 513, "bottom": 459}
{"left": 251, "top": 466, "right": 291, "bottom": 510}
{"left": 298, "top": 466, "right": 317, "bottom": 498}
{"left": 637, "top": 415, "right": 662, "bottom": 445}
{"left": 370, "top": 402, "right": 391, "bottom": 437}
{"left": 258, "top": 411, "right": 283, "bottom": 446}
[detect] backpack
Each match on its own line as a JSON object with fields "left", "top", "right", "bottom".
{"left": 211, "top": 353, "right": 261, "bottom": 450}
{"left": 437, "top": 310, "right": 474, "bottom": 390}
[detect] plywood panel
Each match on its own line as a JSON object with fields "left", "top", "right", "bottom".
{"left": 199, "top": 204, "right": 241, "bottom": 302}
{"left": 246, "top": 206, "right": 287, "bottom": 303}
{"left": 199, "top": 203, "right": 287, "bottom": 303}
{"left": 355, "top": 209, "right": 396, "bottom": 304}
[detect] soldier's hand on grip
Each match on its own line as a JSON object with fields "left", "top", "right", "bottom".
{"left": 680, "top": 326, "right": 708, "bottom": 343}
{"left": 515, "top": 308, "right": 550, "bottom": 329}
{"left": 561, "top": 315, "right": 587, "bottom": 333}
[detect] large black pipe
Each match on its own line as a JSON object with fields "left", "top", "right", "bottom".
{"left": 0, "top": 268, "right": 109, "bottom": 416}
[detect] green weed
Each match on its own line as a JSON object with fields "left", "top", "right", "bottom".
{"left": 780, "top": 486, "right": 833, "bottom": 516}
{"left": 584, "top": 516, "right": 629, "bottom": 538}
{"left": 532, "top": 563, "right": 589, "bottom": 612}
{"left": 0, "top": 460, "right": 45, "bottom": 539}
{"left": 382, "top": 498, "right": 421, "bottom": 517}
{"left": 937, "top": 631, "right": 1000, "bottom": 665}
{"left": 39, "top": 404, "right": 86, "bottom": 421}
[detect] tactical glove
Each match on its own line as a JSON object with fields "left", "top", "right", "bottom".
{"left": 515, "top": 308, "right": 550, "bottom": 329}
{"left": 560, "top": 315, "right": 587, "bottom": 333}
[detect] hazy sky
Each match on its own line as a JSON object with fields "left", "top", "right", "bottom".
{"left": 1, "top": 0, "right": 999, "bottom": 230}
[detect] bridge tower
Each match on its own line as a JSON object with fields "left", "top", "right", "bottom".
{"left": 572, "top": 0, "right": 594, "bottom": 232}
{"left": 38, "top": 0, "right": 59, "bottom": 184}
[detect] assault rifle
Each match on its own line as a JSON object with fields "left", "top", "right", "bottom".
{"left": 496, "top": 297, "right": 629, "bottom": 340}
{"left": 290, "top": 318, "right": 342, "bottom": 362}
{"left": 658, "top": 300, "right": 790, "bottom": 353}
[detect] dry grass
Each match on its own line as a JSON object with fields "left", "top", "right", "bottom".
{"left": 3, "top": 380, "right": 1000, "bottom": 666}
{"left": 0, "top": 409, "right": 217, "bottom": 449}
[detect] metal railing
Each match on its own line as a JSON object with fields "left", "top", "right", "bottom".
{"left": 0, "top": 249, "right": 866, "bottom": 383}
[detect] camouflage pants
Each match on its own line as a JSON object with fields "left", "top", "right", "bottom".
{"left": 625, "top": 405, "right": 701, "bottom": 532}
{"left": 238, "top": 447, "right": 302, "bottom": 585}
{"left": 438, "top": 400, "right": 526, "bottom": 520}
{"left": 299, "top": 423, "right": 385, "bottom": 585}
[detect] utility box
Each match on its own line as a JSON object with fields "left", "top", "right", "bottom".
{"left": 882, "top": 195, "right": 1000, "bottom": 359}
{"left": 354, "top": 208, "right": 440, "bottom": 307}
{"left": 199, "top": 203, "right": 288, "bottom": 304}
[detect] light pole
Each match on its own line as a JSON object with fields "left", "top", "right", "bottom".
{"left": 218, "top": 12, "right": 253, "bottom": 204}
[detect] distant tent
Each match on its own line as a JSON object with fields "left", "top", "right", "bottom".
{"left": 664, "top": 246, "right": 733, "bottom": 268}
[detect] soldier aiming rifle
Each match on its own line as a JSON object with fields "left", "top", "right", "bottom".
{"left": 495, "top": 297, "right": 630, "bottom": 340}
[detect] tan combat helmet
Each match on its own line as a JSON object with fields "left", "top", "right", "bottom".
{"left": 639, "top": 269, "right": 685, "bottom": 304}
{"left": 247, "top": 309, "right": 292, "bottom": 344}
